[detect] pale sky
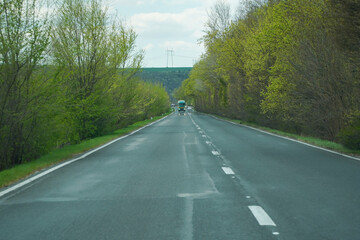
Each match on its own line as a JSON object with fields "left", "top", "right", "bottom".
{"left": 105, "top": 0, "right": 240, "bottom": 67}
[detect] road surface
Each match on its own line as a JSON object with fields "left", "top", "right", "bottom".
{"left": 1, "top": 110, "right": 359, "bottom": 240}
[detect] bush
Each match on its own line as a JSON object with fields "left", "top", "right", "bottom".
{"left": 337, "top": 112, "right": 360, "bottom": 150}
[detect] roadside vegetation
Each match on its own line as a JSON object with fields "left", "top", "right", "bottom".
{"left": 175, "top": 0, "right": 360, "bottom": 150}
{"left": 0, "top": 113, "right": 171, "bottom": 188}
{"left": 138, "top": 68, "right": 192, "bottom": 96}
{"left": 0, "top": 0, "right": 170, "bottom": 171}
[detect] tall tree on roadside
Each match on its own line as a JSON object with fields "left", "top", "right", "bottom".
{"left": 179, "top": 0, "right": 360, "bottom": 148}
{"left": 0, "top": 0, "right": 51, "bottom": 169}
{"left": 51, "top": 0, "right": 143, "bottom": 141}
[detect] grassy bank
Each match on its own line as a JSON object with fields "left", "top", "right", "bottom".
{"left": 0, "top": 113, "right": 171, "bottom": 188}
{"left": 214, "top": 115, "right": 360, "bottom": 157}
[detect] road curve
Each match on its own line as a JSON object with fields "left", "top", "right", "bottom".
{"left": 0, "top": 110, "right": 359, "bottom": 240}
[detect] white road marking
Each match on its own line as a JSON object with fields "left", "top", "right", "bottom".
{"left": 206, "top": 141, "right": 211, "bottom": 145}
{"left": 273, "top": 232, "right": 280, "bottom": 235}
{"left": 177, "top": 191, "right": 218, "bottom": 199}
{"left": 0, "top": 115, "right": 170, "bottom": 198}
{"left": 210, "top": 115, "right": 360, "bottom": 162}
{"left": 181, "top": 198, "right": 194, "bottom": 240}
{"left": 202, "top": 135, "right": 206, "bottom": 138}
{"left": 248, "top": 206, "right": 276, "bottom": 226}
{"left": 211, "top": 151, "right": 220, "bottom": 156}
{"left": 221, "top": 167, "right": 235, "bottom": 175}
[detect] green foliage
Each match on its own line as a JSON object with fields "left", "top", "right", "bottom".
{"left": 337, "top": 111, "right": 360, "bottom": 150}
{"left": 138, "top": 67, "right": 191, "bottom": 102}
{"left": 0, "top": 0, "right": 51, "bottom": 169}
{"left": 178, "top": 0, "right": 360, "bottom": 147}
{"left": 0, "top": 0, "right": 170, "bottom": 171}
{"left": 110, "top": 77, "right": 170, "bottom": 127}
{"left": 338, "top": 126, "right": 360, "bottom": 150}
{"left": 51, "top": 0, "right": 145, "bottom": 142}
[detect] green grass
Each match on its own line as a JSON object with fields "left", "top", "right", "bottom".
{"left": 0, "top": 113, "right": 170, "bottom": 188}
{"left": 215, "top": 115, "right": 360, "bottom": 157}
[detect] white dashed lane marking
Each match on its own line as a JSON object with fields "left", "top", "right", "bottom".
{"left": 189, "top": 112, "right": 279, "bottom": 237}
{"left": 248, "top": 206, "right": 276, "bottom": 226}
{"left": 211, "top": 151, "right": 220, "bottom": 156}
{"left": 221, "top": 167, "right": 235, "bottom": 175}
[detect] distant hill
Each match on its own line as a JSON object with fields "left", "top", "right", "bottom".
{"left": 137, "top": 67, "right": 192, "bottom": 101}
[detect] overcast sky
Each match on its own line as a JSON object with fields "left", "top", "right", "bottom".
{"left": 105, "top": 0, "right": 240, "bottom": 67}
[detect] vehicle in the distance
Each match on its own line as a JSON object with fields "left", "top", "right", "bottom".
{"left": 178, "top": 100, "right": 186, "bottom": 112}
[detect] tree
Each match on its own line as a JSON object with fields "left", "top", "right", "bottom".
{"left": 0, "top": 0, "right": 51, "bottom": 169}
{"left": 51, "top": 0, "right": 143, "bottom": 141}
{"left": 0, "top": 0, "right": 170, "bottom": 171}
{"left": 179, "top": 0, "right": 360, "bottom": 146}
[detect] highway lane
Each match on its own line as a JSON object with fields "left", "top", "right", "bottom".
{"left": 190, "top": 112, "right": 360, "bottom": 240}
{"left": 0, "top": 111, "right": 359, "bottom": 239}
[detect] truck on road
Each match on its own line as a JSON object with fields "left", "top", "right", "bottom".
{"left": 178, "top": 100, "right": 186, "bottom": 112}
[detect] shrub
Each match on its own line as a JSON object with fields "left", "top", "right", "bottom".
{"left": 337, "top": 112, "right": 360, "bottom": 150}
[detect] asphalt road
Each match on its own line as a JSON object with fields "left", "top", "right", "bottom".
{"left": 1, "top": 110, "right": 359, "bottom": 240}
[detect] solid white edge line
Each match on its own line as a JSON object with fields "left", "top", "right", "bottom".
{"left": 210, "top": 115, "right": 360, "bottom": 162}
{"left": 221, "top": 167, "right": 235, "bottom": 175}
{"left": 248, "top": 205, "right": 276, "bottom": 226}
{"left": 0, "top": 114, "right": 170, "bottom": 198}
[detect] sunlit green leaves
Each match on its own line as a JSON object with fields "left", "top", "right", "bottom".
{"left": 177, "top": 0, "right": 360, "bottom": 146}
{"left": 0, "top": 0, "right": 170, "bottom": 170}
{"left": 0, "top": 0, "right": 52, "bottom": 169}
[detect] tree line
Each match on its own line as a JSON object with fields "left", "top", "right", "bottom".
{"left": 175, "top": 0, "right": 360, "bottom": 150}
{"left": 138, "top": 67, "right": 192, "bottom": 102}
{"left": 0, "top": 0, "right": 170, "bottom": 170}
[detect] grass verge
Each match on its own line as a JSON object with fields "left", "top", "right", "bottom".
{"left": 214, "top": 115, "right": 360, "bottom": 157}
{"left": 0, "top": 113, "right": 171, "bottom": 189}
